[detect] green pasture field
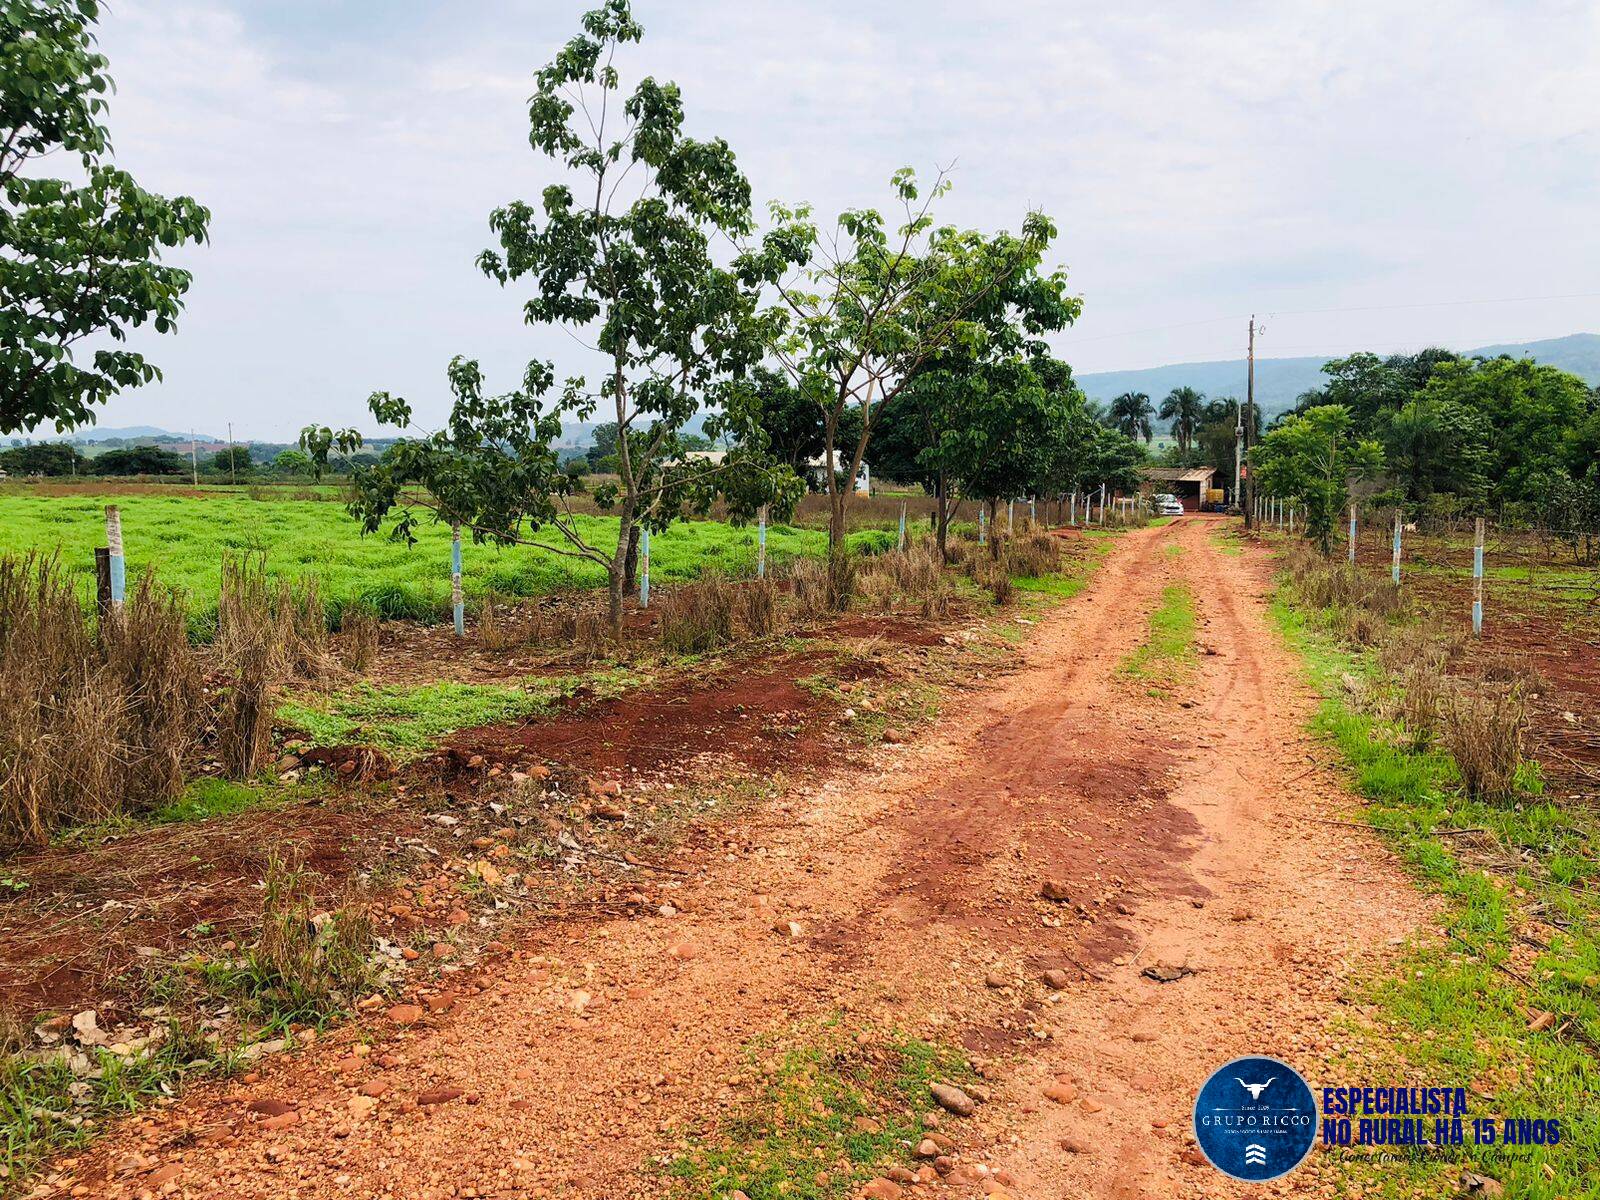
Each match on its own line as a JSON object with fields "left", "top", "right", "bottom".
{"left": 0, "top": 489, "right": 831, "bottom": 626}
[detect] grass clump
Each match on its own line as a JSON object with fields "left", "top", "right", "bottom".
{"left": 665, "top": 1026, "right": 970, "bottom": 1200}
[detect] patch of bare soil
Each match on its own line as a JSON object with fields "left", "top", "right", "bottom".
{"left": 40, "top": 518, "right": 1429, "bottom": 1200}
{"left": 0, "top": 799, "right": 408, "bottom": 1022}
{"left": 1408, "top": 572, "right": 1600, "bottom": 801}
{"left": 445, "top": 659, "right": 834, "bottom": 780}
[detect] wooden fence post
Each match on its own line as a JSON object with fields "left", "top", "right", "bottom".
{"left": 1472, "top": 516, "right": 1485, "bottom": 636}
{"left": 451, "top": 525, "right": 464, "bottom": 638}
{"left": 978, "top": 506, "right": 987, "bottom": 546}
{"left": 640, "top": 525, "right": 651, "bottom": 608}
{"left": 1392, "top": 510, "right": 1403, "bottom": 587}
{"left": 757, "top": 505, "right": 768, "bottom": 578}
{"left": 897, "top": 502, "right": 906, "bottom": 551}
{"left": 1007, "top": 499, "right": 1014, "bottom": 534}
{"left": 94, "top": 547, "right": 112, "bottom": 621}
{"left": 1348, "top": 504, "right": 1357, "bottom": 564}
{"left": 104, "top": 505, "right": 125, "bottom": 611}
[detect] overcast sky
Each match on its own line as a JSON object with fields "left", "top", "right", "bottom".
{"left": 64, "top": 0, "right": 1600, "bottom": 439}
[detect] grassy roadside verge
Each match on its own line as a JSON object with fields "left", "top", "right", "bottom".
{"left": 1271, "top": 585, "right": 1600, "bottom": 1199}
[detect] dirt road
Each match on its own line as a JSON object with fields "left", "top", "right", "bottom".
{"left": 70, "top": 516, "right": 1427, "bottom": 1200}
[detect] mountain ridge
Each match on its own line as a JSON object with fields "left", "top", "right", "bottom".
{"left": 1074, "top": 332, "right": 1600, "bottom": 417}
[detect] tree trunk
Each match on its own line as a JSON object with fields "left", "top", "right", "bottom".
{"left": 622, "top": 524, "right": 641, "bottom": 593}
{"left": 987, "top": 498, "right": 1001, "bottom": 560}
{"left": 935, "top": 472, "right": 950, "bottom": 562}
{"left": 607, "top": 511, "right": 633, "bottom": 637}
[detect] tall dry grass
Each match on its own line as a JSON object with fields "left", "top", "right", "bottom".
{"left": 658, "top": 575, "right": 787, "bottom": 654}
{"left": 0, "top": 553, "right": 202, "bottom": 845}
{"left": 1442, "top": 684, "right": 1528, "bottom": 802}
{"left": 216, "top": 556, "right": 333, "bottom": 778}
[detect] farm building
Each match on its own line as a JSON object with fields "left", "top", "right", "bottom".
{"left": 1139, "top": 466, "right": 1219, "bottom": 511}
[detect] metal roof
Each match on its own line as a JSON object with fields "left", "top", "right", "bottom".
{"left": 1140, "top": 466, "right": 1217, "bottom": 483}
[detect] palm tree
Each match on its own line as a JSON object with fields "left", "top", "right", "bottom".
{"left": 1108, "top": 392, "right": 1154, "bottom": 443}
{"left": 1160, "top": 386, "right": 1205, "bottom": 453}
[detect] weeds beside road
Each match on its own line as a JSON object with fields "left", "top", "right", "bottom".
{"left": 1266, "top": 532, "right": 1600, "bottom": 1200}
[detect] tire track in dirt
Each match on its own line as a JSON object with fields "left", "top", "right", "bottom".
{"left": 60, "top": 520, "right": 1428, "bottom": 1200}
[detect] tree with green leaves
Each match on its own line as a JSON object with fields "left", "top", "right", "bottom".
{"left": 271, "top": 448, "right": 314, "bottom": 478}
{"left": 1108, "top": 391, "right": 1154, "bottom": 443}
{"left": 744, "top": 365, "right": 826, "bottom": 478}
{"left": 1376, "top": 397, "right": 1489, "bottom": 507}
{"left": 1419, "top": 357, "right": 1593, "bottom": 506}
{"left": 751, "top": 169, "right": 1063, "bottom": 597}
{"left": 2, "top": 0, "right": 210, "bottom": 435}
{"left": 1158, "top": 386, "right": 1204, "bottom": 453}
{"left": 1250, "top": 405, "right": 1383, "bottom": 553}
{"left": 90, "top": 445, "right": 184, "bottom": 476}
{"left": 304, "top": 1, "right": 798, "bottom": 632}
{"left": 208, "top": 445, "right": 252, "bottom": 476}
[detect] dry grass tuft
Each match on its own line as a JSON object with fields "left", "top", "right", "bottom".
{"left": 789, "top": 559, "right": 831, "bottom": 622}
{"left": 659, "top": 575, "right": 788, "bottom": 653}
{"left": 0, "top": 553, "right": 202, "bottom": 844}
{"left": 337, "top": 604, "right": 380, "bottom": 673}
{"left": 1441, "top": 684, "right": 1527, "bottom": 801}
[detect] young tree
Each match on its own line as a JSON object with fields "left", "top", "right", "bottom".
{"left": 305, "top": 1, "right": 797, "bottom": 632}
{"left": 752, "top": 170, "right": 1062, "bottom": 596}
{"left": 1158, "top": 386, "right": 1205, "bottom": 453}
{"left": 1, "top": 0, "right": 210, "bottom": 434}
{"left": 1108, "top": 392, "right": 1154, "bottom": 442}
{"left": 271, "top": 448, "right": 314, "bottom": 478}
{"left": 1250, "top": 405, "right": 1383, "bottom": 553}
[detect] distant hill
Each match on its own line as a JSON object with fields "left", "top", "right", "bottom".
{"left": 67, "top": 425, "right": 206, "bottom": 443}
{"left": 1075, "top": 332, "right": 1600, "bottom": 418}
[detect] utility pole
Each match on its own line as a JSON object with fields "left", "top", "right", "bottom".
{"left": 189, "top": 428, "right": 198, "bottom": 486}
{"left": 1242, "top": 315, "right": 1257, "bottom": 528}
{"left": 227, "top": 422, "right": 236, "bottom": 486}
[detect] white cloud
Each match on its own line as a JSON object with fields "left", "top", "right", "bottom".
{"left": 68, "top": 0, "right": 1600, "bottom": 438}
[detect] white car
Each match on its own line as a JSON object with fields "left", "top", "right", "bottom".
{"left": 1154, "top": 493, "right": 1185, "bottom": 516}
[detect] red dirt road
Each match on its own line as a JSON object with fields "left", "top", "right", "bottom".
{"left": 63, "top": 517, "right": 1427, "bottom": 1200}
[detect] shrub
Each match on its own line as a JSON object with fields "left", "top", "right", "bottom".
{"left": 248, "top": 850, "right": 377, "bottom": 1018}
{"left": 1400, "top": 660, "right": 1445, "bottom": 747}
{"left": 1441, "top": 684, "right": 1527, "bottom": 802}
{"left": 980, "top": 560, "right": 1015, "bottom": 605}
{"left": 477, "top": 590, "right": 519, "bottom": 651}
{"left": 845, "top": 528, "right": 896, "bottom": 557}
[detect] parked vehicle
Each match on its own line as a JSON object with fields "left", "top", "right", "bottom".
{"left": 1154, "top": 493, "right": 1185, "bottom": 516}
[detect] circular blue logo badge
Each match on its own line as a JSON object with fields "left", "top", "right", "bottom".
{"left": 1192, "top": 1055, "right": 1318, "bottom": 1181}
